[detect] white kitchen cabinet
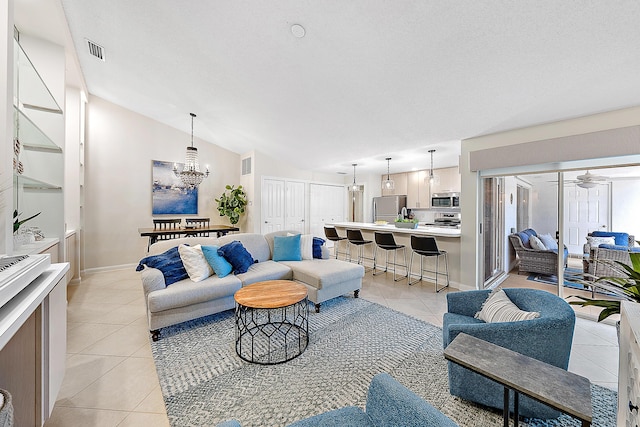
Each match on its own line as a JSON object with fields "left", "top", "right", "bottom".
{"left": 430, "top": 166, "right": 460, "bottom": 194}
{"left": 381, "top": 173, "right": 408, "bottom": 196}
{"left": 407, "top": 170, "right": 429, "bottom": 209}
{"left": 618, "top": 301, "right": 640, "bottom": 426}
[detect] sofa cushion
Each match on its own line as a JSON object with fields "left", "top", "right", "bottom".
{"left": 475, "top": 288, "right": 540, "bottom": 323}
{"left": 278, "top": 259, "right": 364, "bottom": 290}
{"left": 218, "top": 241, "right": 255, "bottom": 274}
{"left": 235, "top": 260, "right": 292, "bottom": 286}
{"left": 178, "top": 244, "right": 213, "bottom": 282}
{"left": 592, "top": 231, "right": 629, "bottom": 246}
{"left": 273, "top": 234, "right": 302, "bottom": 261}
{"left": 529, "top": 236, "right": 546, "bottom": 251}
{"left": 599, "top": 244, "right": 636, "bottom": 251}
{"left": 201, "top": 245, "right": 233, "bottom": 278}
{"left": 147, "top": 274, "right": 242, "bottom": 313}
{"left": 538, "top": 233, "right": 558, "bottom": 251}
{"left": 136, "top": 246, "right": 189, "bottom": 285}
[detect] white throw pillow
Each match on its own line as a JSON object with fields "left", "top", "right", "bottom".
{"left": 529, "top": 235, "right": 547, "bottom": 251}
{"left": 288, "top": 233, "right": 314, "bottom": 260}
{"left": 539, "top": 233, "right": 559, "bottom": 250}
{"left": 178, "top": 244, "right": 213, "bottom": 282}
{"left": 475, "top": 288, "right": 540, "bottom": 323}
{"left": 586, "top": 236, "right": 615, "bottom": 248}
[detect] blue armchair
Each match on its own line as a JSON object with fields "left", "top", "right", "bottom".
{"left": 218, "top": 373, "right": 458, "bottom": 427}
{"left": 443, "top": 288, "right": 575, "bottom": 420}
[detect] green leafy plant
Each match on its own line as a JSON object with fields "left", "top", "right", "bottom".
{"left": 13, "top": 209, "right": 41, "bottom": 234}
{"left": 215, "top": 185, "right": 247, "bottom": 225}
{"left": 394, "top": 218, "right": 418, "bottom": 223}
{"left": 568, "top": 248, "right": 640, "bottom": 321}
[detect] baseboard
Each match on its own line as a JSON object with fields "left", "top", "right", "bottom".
{"left": 81, "top": 263, "right": 137, "bottom": 275}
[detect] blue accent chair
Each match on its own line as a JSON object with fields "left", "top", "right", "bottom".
{"left": 443, "top": 288, "right": 575, "bottom": 420}
{"left": 217, "top": 373, "right": 459, "bottom": 427}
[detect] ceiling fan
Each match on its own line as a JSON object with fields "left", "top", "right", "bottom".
{"left": 573, "top": 170, "right": 608, "bottom": 188}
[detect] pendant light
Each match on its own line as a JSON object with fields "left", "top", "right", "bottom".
{"left": 348, "top": 163, "right": 361, "bottom": 192}
{"left": 382, "top": 157, "right": 395, "bottom": 190}
{"left": 173, "top": 113, "right": 210, "bottom": 189}
{"left": 428, "top": 149, "right": 436, "bottom": 185}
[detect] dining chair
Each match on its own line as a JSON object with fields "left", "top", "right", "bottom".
{"left": 373, "top": 232, "right": 408, "bottom": 281}
{"left": 185, "top": 217, "right": 211, "bottom": 237}
{"left": 408, "top": 235, "right": 449, "bottom": 291}
{"left": 151, "top": 218, "right": 182, "bottom": 246}
{"left": 346, "top": 229, "right": 374, "bottom": 271}
{"left": 324, "top": 226, "right": 350, "bottom": 260}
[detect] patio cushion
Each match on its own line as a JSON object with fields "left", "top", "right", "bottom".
{"left": 592, "top": 231, "right": 629, "bottom": 246}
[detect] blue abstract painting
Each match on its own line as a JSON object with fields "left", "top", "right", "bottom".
{"left": 152, "top": 160, "right": 198, "bottom": 215}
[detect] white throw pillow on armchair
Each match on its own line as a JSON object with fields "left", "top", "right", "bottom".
{"left": 529, "top": 235, "right": 547, "bottom": 251}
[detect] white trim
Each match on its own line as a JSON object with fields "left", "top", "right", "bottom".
{"left": 81, "top": 263, "right": 137, "bottom": 275}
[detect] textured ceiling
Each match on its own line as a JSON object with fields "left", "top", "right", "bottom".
{"left": 29, "top": 1, "right": 640, "bottom": 175}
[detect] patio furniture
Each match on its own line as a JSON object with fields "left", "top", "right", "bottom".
{"left": 508, "top": 229, "right": 568, "bottom": 276}
{"left": 584, "top": 231, "right": 638, "bottom": 278}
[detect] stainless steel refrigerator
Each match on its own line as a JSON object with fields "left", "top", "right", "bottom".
{"left": 373, "top": 195, "right": 407, "bottom": 223}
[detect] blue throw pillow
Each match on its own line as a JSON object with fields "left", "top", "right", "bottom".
{"left": 218, "top": 241, "right": 255, "bottom": 274}
{"left": 201, "top": 245, "right": 233, "bottom": 278}
{"left": 273, "top": 234, "right": 302, "bottom": 261}
{"left": 136, "top": 246, "right": 188, "bottom": 286}
{"left": 517, "top": 231, "right": 532, "bottom": 248}
{"left": 312, "top": 237, "right": 325, "bottom": 259}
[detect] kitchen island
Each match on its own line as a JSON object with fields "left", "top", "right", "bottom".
{"left": 328, "top": 222, "right": 462, "bottom": 287}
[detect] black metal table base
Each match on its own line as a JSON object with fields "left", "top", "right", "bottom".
{"left": 235, "top": 298, "right": 309, "bottom": 365}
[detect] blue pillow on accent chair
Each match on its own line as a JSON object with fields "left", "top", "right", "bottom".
{"left": 218, "top": 241, "right": 255, "bottom": 274}
{"left": 201, "top": 245, "right": 233, "bottom": 278}
{"left": 273, "top": 234, "right": 302, "bottom": 261}
{"left": 136, "top": 246, "right": 188, "bottom": 285}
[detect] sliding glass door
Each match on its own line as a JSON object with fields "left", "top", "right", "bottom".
{"left": 482, "top": 177, "right": 505, "bottom": 287}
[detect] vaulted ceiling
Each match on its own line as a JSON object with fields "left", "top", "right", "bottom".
{"left": 17, "top": 1, "right": 640, "bottom": 175}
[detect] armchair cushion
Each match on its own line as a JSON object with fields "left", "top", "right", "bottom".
{"left": 599, "top": 244, "right": 640, "bottom": 252}
{"left": 528, "top": 235, "right": 546, "bottom": 251}
{"left": 592, "top": 231, "right": 629, "bottom": 246}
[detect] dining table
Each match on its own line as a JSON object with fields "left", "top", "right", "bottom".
{"left": 138, "top": 224, "right": 240, "bottom": 247}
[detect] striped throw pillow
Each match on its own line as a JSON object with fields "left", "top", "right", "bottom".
{"left": 475, "top": 288, "right": 540, "bottom": 323}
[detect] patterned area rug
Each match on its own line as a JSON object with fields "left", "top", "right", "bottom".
{"left": 150, "top": 297, "right": 617, "bottom": 427}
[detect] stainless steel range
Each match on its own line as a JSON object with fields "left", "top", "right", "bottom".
{"left": 425, "top": 212, "right": 461, "bottom": 228}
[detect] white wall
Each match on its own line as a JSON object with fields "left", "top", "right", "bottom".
{"left": 84, "top": 96, "right": 241, "bottom": 269}
{"left": 461, "top": 106, "right": 640, "bottom": 289}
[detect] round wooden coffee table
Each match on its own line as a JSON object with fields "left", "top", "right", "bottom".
{"left": 234, "top": 280, "right": 309, "bottom": 364}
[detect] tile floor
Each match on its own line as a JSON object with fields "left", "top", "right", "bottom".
{"left": 44, "top": 263, "right": 619, "bottom": 426}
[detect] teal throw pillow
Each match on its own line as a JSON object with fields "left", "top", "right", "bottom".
{"left": 201, "top": 245, "right": 233, "bottom": 278}
{"left": 273, "top": 234, "right": 302, "bottom": 261}
{"left": 218, "top": 241, "right": 255, "bottom": 274}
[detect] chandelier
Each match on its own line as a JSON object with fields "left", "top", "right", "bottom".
{"left": 173, "top": 113, "right": 209, "bottom": 189}
{"left": 382, "top": 157, "right": 395, "bottom": 190}
{"left": 348, "top": 163, "right": 361, "bottom": 192}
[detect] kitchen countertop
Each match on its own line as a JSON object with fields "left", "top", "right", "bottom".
{"left": 328, "top": 222, "right": 461, "bottom": 238}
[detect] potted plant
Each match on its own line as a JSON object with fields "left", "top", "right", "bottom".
{"left": 567, "top": 249, "right": 640, "bottom": 322}
{"left": 394, "top": 218, "right": 419, "bottom": 229}
{"left": 215, "top": 185, "right": 247, "bottom": 225}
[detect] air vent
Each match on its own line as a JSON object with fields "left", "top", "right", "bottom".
{"left": 241, "top": 157, "right": 252, "bottom": 175}
{"left": 86, "top": 39, "right": 105, "bottom": 61}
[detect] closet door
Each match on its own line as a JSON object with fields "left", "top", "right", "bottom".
{"left": 261, "top": 178, "right": 285, "bottom": 234}
{"left": 286, "top": 181, "right": 306, "bottom": 233}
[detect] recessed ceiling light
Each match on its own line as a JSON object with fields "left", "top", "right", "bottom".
{"left": 291, "top": 24, "right": 305, "bottom": 38}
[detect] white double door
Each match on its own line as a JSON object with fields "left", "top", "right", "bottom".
{"left": 261, "top": 179, "right": 345, "bottom": 238}
{"left": 262, "top": 179, "right": 306, "bottom": 234}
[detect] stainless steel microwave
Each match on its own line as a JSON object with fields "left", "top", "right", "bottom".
{"left": 431, "top": 192, "right": 460, "bottom": 208}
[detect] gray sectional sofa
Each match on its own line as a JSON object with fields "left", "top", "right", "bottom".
{"left": 139, "top": 231, "right": 364, "bottom": 341}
